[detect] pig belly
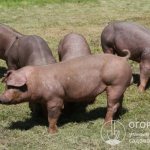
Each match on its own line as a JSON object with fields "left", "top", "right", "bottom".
{"left": 64, "top": 73, "right": 106, "bottom": 102}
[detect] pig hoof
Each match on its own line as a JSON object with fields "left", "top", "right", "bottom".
{"left": 48, "top": 128, "right": 58, "bottom": 134}
{"left": 104, "top": 119, "right": 113, "bottom": 125}
{"left": 103, "top": 120, "right": 112, "bottom": 129}
{"left": 138, "top": 86, "right": 145, "bottom": 92}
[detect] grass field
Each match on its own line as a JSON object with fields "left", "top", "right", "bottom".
{"left": 0, "top": 0, "right": 150, "bottom": 149}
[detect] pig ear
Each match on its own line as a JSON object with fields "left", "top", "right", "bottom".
{"left": 2, "top": 70, "right": 15, "bottom": 83}
{"left": 6, "top": 72, "right": 27, "bottom": 87}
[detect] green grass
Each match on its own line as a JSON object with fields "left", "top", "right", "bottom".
{"left": 0, "top": 0, "right": 98, "bottom": 7}
{"left": 0, "top": 0, "right": 150, "bottom": 149}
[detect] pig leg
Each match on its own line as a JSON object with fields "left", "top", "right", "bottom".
{"left": 139, "top": 61, "right": 149, "bottom": 92}
{"left": 105, "top": 86, "right": 124, "bottom": 123}
{"left": 115, "top": 95, "right": 123, "bottom": 119}
{"left": 47, "top": 98, "right": 64, "bottom": 134}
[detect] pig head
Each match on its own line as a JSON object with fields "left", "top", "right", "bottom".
{"left": 0, "top": 70, "right": 30, "bottom": 104}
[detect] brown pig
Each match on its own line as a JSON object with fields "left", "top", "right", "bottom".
{"left": 58, "top": 33, "right": 92, "bottom": 112}
{"left": 101, "top": 21, "right": 150, "bottom": 92}
{"left": 0, "top": 53, "right": 132, "bottom": 133}
{"left": 58, "top": 33, "right": 91, "bottom": 61}
{"left": 0, "top": 24, "right": 56, "bottom": 116}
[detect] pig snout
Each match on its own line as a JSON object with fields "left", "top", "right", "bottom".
{"left": 0, "top": 94, "right": 11, "bottom": 104}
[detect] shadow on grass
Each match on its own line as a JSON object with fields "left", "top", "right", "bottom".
{"left": 8, "top": 117, "right": 48, "bottom": 131}
{"left": 0, "top": 67, "right": 7, "bottom": 78}
{"left": 8, "top": 106, "right": 128, "bottom": 131}
{"left": 59, "top": 107, "right": 128, "bottom": 126}
{"left": 132, "top": 73, "right": 140, "bottom": 86}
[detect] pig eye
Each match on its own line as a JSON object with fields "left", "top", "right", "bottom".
{"left": 7, "top": 85, "right": 27, "bottom": 92}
